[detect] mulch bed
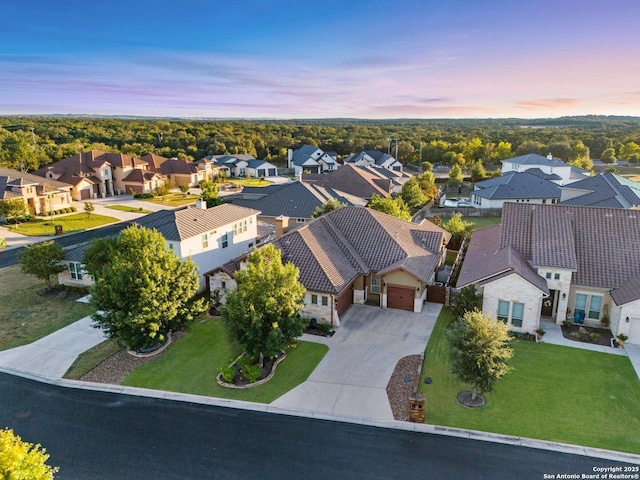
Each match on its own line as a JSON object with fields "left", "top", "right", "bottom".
{"left": 561, "top": 323, "right": 614, "bottom": 347}
{"left": 37, "top": 286, "right": 87, "bottom": 301}
{"left": 386, "top": 354, "right": 422, "bottom": 421}
{"left": 304, "top": 327, "right": 335, "bottom": 337}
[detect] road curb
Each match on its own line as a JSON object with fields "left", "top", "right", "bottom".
{"left": 2, "top": 365, "right": 638, "bottom": 465}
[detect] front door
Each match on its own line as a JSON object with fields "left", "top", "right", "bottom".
{"left": 541, "top": 290, "right": 556, "bottom": 317}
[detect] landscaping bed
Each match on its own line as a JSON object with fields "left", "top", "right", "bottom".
{"left": 561, "top": 323, "right": 614, "bottom": 347}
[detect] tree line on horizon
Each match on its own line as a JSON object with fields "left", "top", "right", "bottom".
{"left": 1, "top": 116, "right": 639, "bottom": 173}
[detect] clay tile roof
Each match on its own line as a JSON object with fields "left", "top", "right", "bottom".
{"left": 159, "top": 158, "right": 197, "bottom": 175}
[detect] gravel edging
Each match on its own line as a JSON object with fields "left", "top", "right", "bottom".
{"left": 386, "top": 354, "right": 423, "bottom": 421}
{"left": 80, "top": 331, "right": 186, "bottom": 384}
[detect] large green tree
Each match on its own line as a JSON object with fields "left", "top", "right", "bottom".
{"left": 18, "top": 241, "right": 66, "bottom": 289}
{"left": 447, "top": 310, "right": 513, "bottom": 402}
{"left": 368, "top": 195, "right": 411, "bottom": 221}
{"left": 222, "top": 244, "right": 306, "bottom": 366}
{"left": 443, "top": 213, "right": 473, "bottom": 250}
{"left": 451, "top": 285, "right": 483, "bottom": 320}
{"left": 0, "top": 428, "right": 59, "bottom": 480}
{"left": 619, "top": 142, "right": 640, "bottom": 163}
{"left": 0, "top": 198, "right": 28, "bottom": 223}
{"left": 399, "top": 176, "right": 426, "bottom": 209}
{"left": 85, "top": 226, "right": 206, "bottom": 350}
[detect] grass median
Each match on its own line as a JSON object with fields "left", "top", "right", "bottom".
{"left": 8, "top": 213, "right": 119, "bottom": 236}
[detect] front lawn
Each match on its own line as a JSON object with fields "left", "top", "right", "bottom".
{"left": 141, "top": 193, "right": 199, "bottom": 207}
{"left": 226, "top": 178, "right": 273, "bottom": 187}
{"left": 8, "top": 213, "right": 119, "bottom": 236}
{"left": 123, "top": 317, "right": 328, "bottom": 403}
{"left": 419, "top": 308, "right": 640, "bottom": 454}
{"left": 105, "top": 205, "right": 153, "bottom": 214}
{"left": 0, "top": 265, "right": 96, "bottom": 351}
{"left": 64, "top": 339, "right": 122, "bottom": 379}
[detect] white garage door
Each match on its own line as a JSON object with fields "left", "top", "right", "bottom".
{"left": 628, "top": 317, "right": 640, "bottom": 345}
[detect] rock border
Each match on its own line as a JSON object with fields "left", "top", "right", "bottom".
{"left": 216, "top": 352, "right": 287, "bottom": 389}
{"left": 126, "top": 332, "right": 173, "bottom": 358}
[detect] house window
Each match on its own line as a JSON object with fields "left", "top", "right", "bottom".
{"left": 511, "top": 302, "right": 524, "bottom": 328}
{"left": 321, "top": 296, "right": 328, "bottom": 306}
{"left": 201, "top": 234, "right": 208, "bottom": 249}
{"left": 248, "top": 242, "right": 254, "bottom": 249}
{"left": 545, "top": 272, "right": 551, "bottom": 279}
{"left": 554, "top": 273, "right": 560, "bottom": 280}
{"left": 297, "top": 218, "right": 306, "bottom": 224}
{"left": 168, "top": 243, "right": 174, "bottom": 250}
{"left": 69, "top": 262, "right": 83, "bottom": 280}
{"left": 497, "top": 301, "right": 509, "bottom": 323}
{"left": 221, "top": 233, "right": 228, "bottom": 249}
{"left": 311, "top": 294, "right": 318, "bottom": 304}
{"left": 370, "top": 277, "right": 381, "bottom": 294}
{"left": 588, "top": 295, "right": 602, "bottom": 319}
{"left": 574, "top": 293, "right": 587, "bottom": 317}
{"left": 221, "top": 281, "right": 226, "bottom": 290}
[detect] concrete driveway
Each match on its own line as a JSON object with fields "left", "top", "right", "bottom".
{"left": 271, "top": 303, "right": 441, "bottom": 421}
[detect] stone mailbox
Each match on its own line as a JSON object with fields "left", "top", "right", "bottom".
{"left": 408, "top": 391, "right": 425, "bottom": 423}
{"left": 54, "top": 225, "right": 63, "bottom": 236}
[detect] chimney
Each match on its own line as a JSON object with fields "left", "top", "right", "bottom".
{"left": 196, "top": 198, "right": 207, "bottom": 210}
{"left": 295, "top": 171, "right": 303, "bottom": 183}
{"left": 547, "top": 153, "right": 553, "bottom": 160}
{"left": 275, "top": 215, "right": 290, "bottom": 237}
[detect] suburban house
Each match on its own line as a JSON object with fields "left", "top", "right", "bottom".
{"left": 227, "top": 177, "right": 367, "bottom": 234}
{"left": 0, "top": 167, "right": 73, "bottom": 215}
{"left": 342, "top": 150, "right": 403, "bottom": 172}
{"left": 560, "top": 172, "right": 640, "bottom": 208}
{"left": 470, "top": 171, "right": 561, "bottom": 208}
{"left": 501, "top": 153, "right": 590, "bottom": 186}
{"left": 59, "top": 202, "right": 260, "bottom": 291}
{"left": 205, "top": 154, "right": 256, "bottom": 178}
{"left": 208, "top": 206, "right": 451, "bottom": 326}
{"left": 457, "top": 202, "right": 640, "bottom": 344}
{"left": 359, "top": 165, "right": 412, "bottom": 194}
{"left": 156, "top": 158, "right": 204, "bottom": 187}
{"left": 35, "top": 150, "right": 166, "bottom": 198}
{"left": 246, "top": 159, "right": 279, "bottom": 178}
{"left": 287, "top": 145, "right": 338, "bottom": 174}
{"left": 303, "top": 164, "right": 393, "bottom": 199}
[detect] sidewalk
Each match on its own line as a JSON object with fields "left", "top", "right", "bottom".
{"left": 540, "top": 318, "right": 627, "bottom": 356}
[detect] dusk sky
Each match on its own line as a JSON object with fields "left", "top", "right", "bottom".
{"left": 2, "top": 0, "right": 639, "bottom": 119}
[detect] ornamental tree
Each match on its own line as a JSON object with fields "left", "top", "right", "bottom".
{"left": 18, "top": 241, "right": 66, "bottom": 289}
{"left": 85, "top": 225, "right": 206, "bottom": 350}
{"left": 399, "top": 176, "right": 426, "bottom": 209}
{"left": 451, "top": 285, "right": 483, "bottom": 320}
{"left": 447, "top": 310, "right": 513, "bottom": 402}
{"left": 0, "top": 198, "right": 28, "bottom": 224}
{"left": 368, "top": 195, "right": 411, "bottom": 221}
{"left": 0, "top": 428, "right": 59, "bottom": 480}
{"left": 222, "top": 244, "right": 306, "bottom": 367}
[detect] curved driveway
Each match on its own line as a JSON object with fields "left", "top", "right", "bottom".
{"left": 272, "top": 303, "right": 441, "bottom": 420}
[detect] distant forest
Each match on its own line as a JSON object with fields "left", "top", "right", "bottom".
{"left": 1, "top": 115, "right": 639, "bottom": 172}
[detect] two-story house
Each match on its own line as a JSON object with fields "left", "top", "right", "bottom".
{"left": 0, "top": 167, "right": 73, "bottom": 216}
{"left": 343, "top": 150, "right": 403, "bottom": 172}
{"left": 501, "top": 153, "right": 589, "bottom": 186}
{"left": 287, "top": 145, "right": 338, "bottom": 174}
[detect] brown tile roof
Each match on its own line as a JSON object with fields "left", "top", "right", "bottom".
{"left": 457, "top": 225, "right": 549, "bottom": 293}
{"left": 303, "top": 164, "right": 391, "bottom": 199}
{"left": 35, "top": 151, "right": 146, "bottom": 180}
{"left": 122, "top": 169, "right": 163, "bottom": 183}
{"left": 158, "top": 158, "right": 198, "bottom": 176}
{"left": 213, "top": 206, "right": 449, "bottom": 294}
{"left": 135, "top": 203, "right": 260, "bottom": 241}
{"left": 501, "top": 203, "right": 640, "bottom": 292}
{"left": 611, "top": 273, "right": 640, "bottom": 306}
{"left": 141, "top": 154, "right": 169, "bottom": 172}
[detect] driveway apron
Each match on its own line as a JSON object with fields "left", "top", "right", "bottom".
{"left": 271, "top": 303, "right": 441, "bottom": 421}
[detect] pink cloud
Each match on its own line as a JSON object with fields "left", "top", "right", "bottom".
{"left": 515, "top": 98, "right": 583, "bottom": 111}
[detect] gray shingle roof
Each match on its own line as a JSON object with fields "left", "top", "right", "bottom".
{"left": 343, "top": 150, "right": 398, "bottom": 167}
{"left": 473, "top": 172, "right": 561, "bottom": 200}
{"left": 228, "top": 181, "right": 367, "bottom": 219}
{"left": 291, "top": 145, "right": 322, "bottom": 166}
{"left": 561, "top": 173, "right": 640, "bottom": 209}
{"left": 214, "top": 206, "right": 449, "bottom": 294}
{"left": 135, "top": 203, "right": 260, "bottom": 241}
{"left": 303, "top": 164, "right": 391, "bottom": 198}
{"left": 611, "top": 273, "right": 640, "bottom": 306}
{"left": 503, "top": 153, "right": 567, "bottom": 167}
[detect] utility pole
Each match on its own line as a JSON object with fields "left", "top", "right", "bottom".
{"left": 387, "top": 135, "right": 392, "bottom": 155}
{"left": 419, "top": 143, "right": 423, "bottom": 173}
{"left": 395, "top": 138, "right": 399, "bottom": 160}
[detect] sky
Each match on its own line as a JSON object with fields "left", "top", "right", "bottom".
{"left": 1, "top": 0, "right": 639, "bottom": 119}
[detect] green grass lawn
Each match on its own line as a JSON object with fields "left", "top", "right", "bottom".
{"left": 64, "top": 339, "right": 122, "bottom": 379}
{"left": 142, "top": 193, "right": 199, "bottom": 207}
{"left": 420, "top": 308, "right": 640, "bottom": 454}
{"left": 444, "top": 250, "right": 458, "bottom": 266}
{"left": 123, "top": 317, "right": 328, "bottom": 403}
{"left": 8, "top": 213, "right": 119, "bottom": 236}
{"left": 226, "top": 178, "right": 273, "bottom": 187}
{"left": 105, "top": 205, "right": 153, "bottom": 214}
{"left": 462, "top": 216, "right": 501, "bottom": 230}
{"left": 0, "top": 265, "right": 96, "bottom": 351}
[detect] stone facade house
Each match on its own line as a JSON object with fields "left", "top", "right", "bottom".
{"left": 0, "top": 167, "right": 73, "bottom": 216}
{"left": 457, "top": 202, "right": 640, "bottom": 344}
{"left": 208, "top": 206, "right": 450, "bottom": 327}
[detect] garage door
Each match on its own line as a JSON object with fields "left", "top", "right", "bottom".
{"left": 387, "top": 285, "right": 415, "bottom": 312}
{"left": 257, "top": 169, "right": 265, "bottom": 177}
{"left": 268, "top": 168, "right": 276, "bottom": 176}
{"left": 628, "top": 317, "right": 640, "bottom": 345}
{"left": 80, "top": 188, "right": 91, "bottom": 200}
{"left": 336, "top": 285, "right": 353, "bottom": 317}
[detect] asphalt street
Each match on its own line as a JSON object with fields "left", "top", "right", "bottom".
{"left": 1, "top": 373, "right": 633, "bottom": 479}
{"left": 0, "top": 222, "right": 132, "bottom": 268}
